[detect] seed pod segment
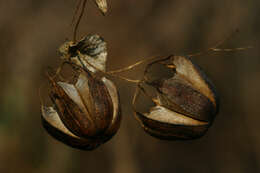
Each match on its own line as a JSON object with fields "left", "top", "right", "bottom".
{"left": 94, "top": 0, "right": 108, "bottom": 15}
{"left": 59, "top": 34, "right": 107, "bottom": 73}
{"left": 133, "top": 56, "right": 219, "bottom": 140}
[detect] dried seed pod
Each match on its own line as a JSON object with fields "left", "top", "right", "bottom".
{"left": 42, "top": 70, "right": 120, "bottom": 150}
{"left": 41, "top": 35, "right": 121, "bottom": 150}
{"left": 94, "top": 0, "right": 108, "bottom": 14}
{"left": 133, "top": 56, "right": 219, "bottom": 140}
{"left": 59, "top": 34, "right": 107, "bottom": 73}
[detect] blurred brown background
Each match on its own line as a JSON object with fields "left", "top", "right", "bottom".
{"left": 0, "top": 0, "right": 260, "bottom": 173}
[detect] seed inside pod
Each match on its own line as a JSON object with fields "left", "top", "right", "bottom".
{"left": 133, "top": 56, "right": 219, "bottom": 140}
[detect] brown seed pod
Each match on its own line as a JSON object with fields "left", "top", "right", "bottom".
{"left": 133, "top": 55, "right": 219, "bottom": 140}
{"left": 41, "top": 34, "right": 121, "bottom": 150}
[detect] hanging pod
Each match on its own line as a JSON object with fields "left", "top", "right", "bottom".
{"left": 133, "top": 55, "right": 219, "bottom": 140}
{"left": 41, "top": 34, "right": 121, "bottom": 150}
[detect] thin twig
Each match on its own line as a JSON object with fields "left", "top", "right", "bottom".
{"left": 73, "top": 0, "right": 88, "bottom": 42}
{"left": 188, "top": 29, "right": 251, "bottom": 57}
{"left": 210, "top": 46, "right": 253, "bottom": 52}
{"left": 71, "top": 0, "right": 83, "bottom": 27}
{"left": 107, "top": 55, "right": 164, "bottom": 74}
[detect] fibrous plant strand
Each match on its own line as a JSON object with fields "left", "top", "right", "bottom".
{"left": 73, "top": 0, "right": 88, "bottom": 42}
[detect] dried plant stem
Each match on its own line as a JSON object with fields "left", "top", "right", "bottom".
{"left": 210, "top": 46, "right": 253, "bottom": 52}
{"left": 188, "top": 30, "right": 253, "bottom": 57}
{"left": 189, "top": 45, "right": 253, "bottom": 57}
{"left": 112, "top": 75, "right": 141, "bottom": 83}
{"left": 107, "top": 55, "right": 163, "bottom": 74}
{"left": 71, "top": 0, "right": 83, "bottom": 28}
{"left": 106, "top": 55, "right": 172, "bottom": 83}
{"left": 132, "top": 84, "right": 140, "bottom": 107}
{"left": 73, "top": 0, "right": 88, "bottom": 42}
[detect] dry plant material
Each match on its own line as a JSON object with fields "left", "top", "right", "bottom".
{"left": 94, "top": 0, "right": 108, "bottom": 14}
{"left": 133, "top": 56, "right": 219, "bottom": 140}
{"left": 59, "top": 34, "right": 107, "bottom": 73}
{"left": 41, "top": 35, "right": 121, "bottom": 150}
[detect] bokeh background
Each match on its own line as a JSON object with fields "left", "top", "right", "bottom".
{"left": 0, "top": 0, "right": 260, "bottom": 172}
